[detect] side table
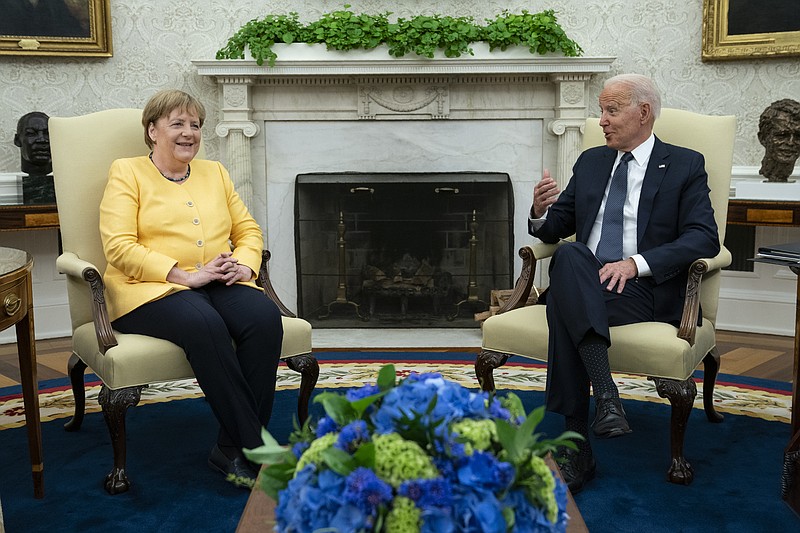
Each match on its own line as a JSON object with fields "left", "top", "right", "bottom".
{"left": 0, "top": 247, "right": 43, "bottom": 498}
{"left": 751, "top": 254, "right": 800, "bottom": 516}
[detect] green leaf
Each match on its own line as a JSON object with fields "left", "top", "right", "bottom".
{"left": 321, "top": 446, "right": 358, "bottom": 476}
{"left": 349, "top": 388, "right": 389, "bottom": 419}
{"left": 377, "top": 364, "right": 397, "bottom": 390}
{"left": 243, "top": 427, "right": 293, "bottom": 464}
{"left": 216, "top": 7, "right": 582, "bottom": 65}
{"left": 314, "top": 391, "right": 359, "bottom": 425}
{"left": 353, "top": 441, "right": 376, "bottom": 469}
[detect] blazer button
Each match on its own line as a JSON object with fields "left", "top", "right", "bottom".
{"left": 192, "top": 218, "right": 200, "bottom": 225}
{"left": 196, "top": 240, "right": 203, "bottom": 247}
{"left": 187, "top": 201, "right": 194, "bottom": 207}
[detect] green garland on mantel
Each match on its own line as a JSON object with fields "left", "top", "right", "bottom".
{"left": 215, "top": 6, "right": 583, "bottom": 67}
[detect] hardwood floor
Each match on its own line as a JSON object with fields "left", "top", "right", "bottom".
{"left": 0, "top": 330, "right": 795, "bottom": 389}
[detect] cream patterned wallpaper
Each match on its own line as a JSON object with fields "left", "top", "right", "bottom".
{"left": 1, "top": 0, "right": 799, "bottom": 172}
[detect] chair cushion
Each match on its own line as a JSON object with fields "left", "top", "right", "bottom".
{"left": 481, "top": 305, "right": 716, "bottom": 381}
{"left": 280, "top": 317, "right": 313, "bottom": 358}
{"left": 73, "top": 315, "right": 313, "bottom": 390}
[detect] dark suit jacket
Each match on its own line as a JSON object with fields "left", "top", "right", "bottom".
{"left": 531, "top": 136, "right": 720, "bottom": 326}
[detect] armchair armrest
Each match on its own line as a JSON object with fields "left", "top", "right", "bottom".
{"left": 56, "top": 252, "right": 118, "bottom": 354}
{"left": 676, "top": 245, "right": 732, "bottom": 345}
{"left": 495, "top": 238, "right": 573, "bottom": 314}
{"left": 257, "top": 249, "right": 297, "bottom": 318}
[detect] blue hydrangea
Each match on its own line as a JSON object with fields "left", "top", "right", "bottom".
{"left": 487, "top": 397, "right": 512, "bottom": 420}
{"left": 346, "top": 383, "right": 381, "bottom": 401}
{"left": 268, "top": 368, "right": 569, "bottom": 533}
{"left": 315, "top": 415, "right": 339, "bottom": 438}
{"left": 503, "top": 483, "right": 569, "bottom": 533}
{"left": 398, "top": 478, "right": 453, "bottom": 509}
{"left": 451, "top": 485, "right": 506, "bottom": 533}
{"left": 335, "top": 420, "right": 371, "bottom": 453}
{"left": 343, "top": 467, "right": 393, "bottom": 515}
{"left": 456, "top": 450, "right": 515, "bottom": 493}
{"left": 274, "top": 467, "right": 374, "bottom": 533}
{"left": 291, "top": 441, "right": 310, "bottom": 459}
{"left": 371, "top": 373, "right": 488, "bottom": 435}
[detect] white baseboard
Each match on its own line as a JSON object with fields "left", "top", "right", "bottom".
{"left": 717, "top": 287, "right": 795, "bottom": 336}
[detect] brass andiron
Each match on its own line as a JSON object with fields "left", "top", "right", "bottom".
{"left": 449, "top": 209, "right": 488, "bottom": 320}
{"left": 319, "top": 211, "right": 367, "bottom": 321}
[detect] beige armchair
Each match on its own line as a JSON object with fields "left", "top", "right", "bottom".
{"left": 477, "top": 108, "right": 736, "bottom": 484}
{"left": 49, "top": 108, "right": 318, "bottom": 494}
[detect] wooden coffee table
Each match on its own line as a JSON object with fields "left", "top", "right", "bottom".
{"left": 237, "top": 454, "right": 588, "bottom": 532}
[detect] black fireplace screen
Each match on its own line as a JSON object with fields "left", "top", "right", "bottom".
{"left": 295, "top": 173, "right": 513, "bottom": 328}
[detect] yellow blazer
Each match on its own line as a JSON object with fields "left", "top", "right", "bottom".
{"left": 99, "top": 156, "right": 263, "bottom": 321}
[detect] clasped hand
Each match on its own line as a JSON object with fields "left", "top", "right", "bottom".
{"left": 170, "top": 252, "right": 253, "bottom": 288}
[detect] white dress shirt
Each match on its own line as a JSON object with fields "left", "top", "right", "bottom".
{"left": 531, "top": 133, "right": 656, "bottom": 276}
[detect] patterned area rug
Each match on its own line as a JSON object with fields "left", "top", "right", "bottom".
{"left": 1, "top": 356, "right": 790, "bottom": 430}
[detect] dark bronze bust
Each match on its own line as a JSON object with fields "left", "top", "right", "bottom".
{"left": 14, "top": 111, "right": 56, "bottom": 204}
{"left": 758, "top": 99, "right": 800, "bottom": 183}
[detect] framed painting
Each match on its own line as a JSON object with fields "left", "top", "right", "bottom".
{"left": 0, "top": 0, "right": 112, "bottom": 57}
{"left": 702, "top": 0, "right": 800, "bottom": 60}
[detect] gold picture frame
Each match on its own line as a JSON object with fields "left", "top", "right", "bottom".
{"left": 702, "top": 0, "right": 800, "bottom": 61}
{"left": 0, "top": 0, "right": 112, "bottom": 57}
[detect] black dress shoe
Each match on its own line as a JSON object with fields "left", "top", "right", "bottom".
{"left": 557, "top": 448, "right": 596, "bottom": 494}
{"left": 592, "top": 394, "right": 632, "bottom": 438}
{"left": 208, "top": 445, "right": 257, "bottom": 488}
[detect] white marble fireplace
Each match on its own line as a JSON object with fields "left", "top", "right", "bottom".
{"left": 194, "top": 47, "right": 614, "bottom": 321}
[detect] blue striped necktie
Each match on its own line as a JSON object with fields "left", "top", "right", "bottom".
{"left": 595, "top": 152, "right": 633, "bottom": 264}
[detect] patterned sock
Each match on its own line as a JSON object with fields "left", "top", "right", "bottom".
{"left": 578, "top": 332, "right": 619, "bottom": 399}
{"left": 565, "top": 416, "right": 592, "bottom": 457}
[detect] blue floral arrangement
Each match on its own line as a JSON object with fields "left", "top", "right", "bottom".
{"left": 245, "top": 365, "right": 580, "bottom": 532}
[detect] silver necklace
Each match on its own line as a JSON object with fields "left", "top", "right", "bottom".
{"left": 149, "top": 152, "right": 190, "bottom": 182}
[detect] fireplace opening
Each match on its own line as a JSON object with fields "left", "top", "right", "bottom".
{"left": 295, "top": 173, "right": 514, "bottom": 328}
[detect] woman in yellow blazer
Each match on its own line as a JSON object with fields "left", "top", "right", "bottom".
{"left": 99, "top": 90, "right": 283, "bottom": 488}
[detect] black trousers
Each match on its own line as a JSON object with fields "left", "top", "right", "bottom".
{"left": 544, "top": 242, "right": 654, "bottom": 419}
{"left": 112, "top": 283, "right": 283, "bottom": 451}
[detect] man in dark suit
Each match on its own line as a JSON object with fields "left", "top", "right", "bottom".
{"left": 529, "top": 73, "right": 720, "bottom": 493}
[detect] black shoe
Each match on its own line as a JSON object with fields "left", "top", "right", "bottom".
{"left": 557, "top": 448, "right": 596, "bottom": 494}
{"left": 592, "top": 394, "right": 632, "bottom": 438}
{"left": 208, "top": 445, "right": 257, "bottom": 488}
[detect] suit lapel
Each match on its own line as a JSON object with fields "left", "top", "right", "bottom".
{"left": 637, "top": 136, "right": 670, "bottom": 243}
{"left": 579, "top": 148, "right": 616, "bottom": 242}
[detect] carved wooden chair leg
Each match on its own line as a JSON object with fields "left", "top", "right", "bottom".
{"left": 475, "top": 349, "right": 510, "bottom": 392}
{"left": 652, "top": 376, "right": 697, "bottom": 485}
{"left": 98, "top": 384, "right": 144, "bottom": 495}
{"left": 286, "top": 354, "right": 319, "bottom": 424}
{"left": 702, "top": 348, "right": 724, "bottom": 423}
{"left": 63, "top": 353, "right": 88, "bottom": 432}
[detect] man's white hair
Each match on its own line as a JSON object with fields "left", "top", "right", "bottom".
{"left": 604, "top": 73, "right": 662, "bottom": 119}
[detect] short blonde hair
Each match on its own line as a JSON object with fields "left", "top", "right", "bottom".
{"left": 142, "top": 89, "right": 206, "bottom": 149}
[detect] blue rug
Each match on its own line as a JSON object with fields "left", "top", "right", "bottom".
{"left": 1, "top": 351, "right": 797, "bottom": 532}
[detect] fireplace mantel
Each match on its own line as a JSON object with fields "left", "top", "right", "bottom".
{"left": 193, "top": 50, "right": 614, "bottom": 311}
{"left": 194, "top": 49, "right": 614, "bottom": 202}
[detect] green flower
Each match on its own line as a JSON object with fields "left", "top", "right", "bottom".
{"left": 521, "top": 454, "right": 558, "bottom": 523}
{"left": 295, "top": 431, "right": 338, "bottom": 472}
{"left": 384, "top": 496, "right": 421, "bottom": 532}
{"left": 374, "top": 433, "right": 439, "bottom": 487}
{"left": 451, "top": 418, "right": 497, "bottom": 453}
